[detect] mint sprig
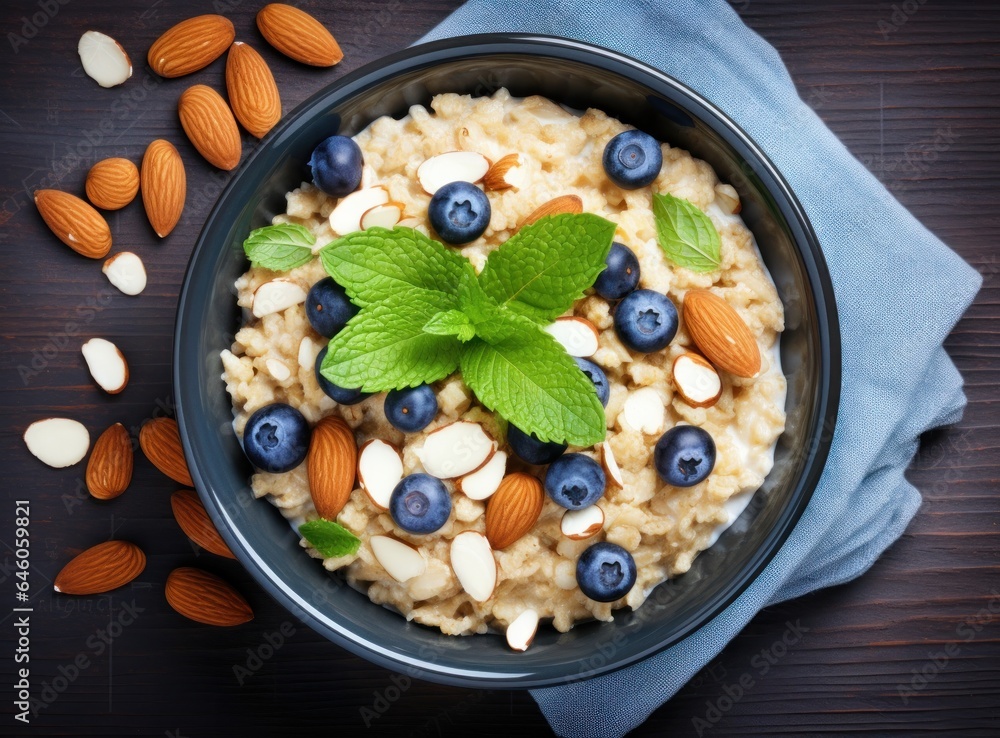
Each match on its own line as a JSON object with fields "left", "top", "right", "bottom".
{"left": 653, "top": 192, "right": 721, "bottom": 272}
{"left": 243, "top": 223, "right": 316, "bottom": 271}
{"left": 299, "top": 518, "right": 361, "bottom": 558}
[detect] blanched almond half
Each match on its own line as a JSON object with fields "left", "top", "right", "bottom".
{"left": 600, "top": 442, "right": 624, "bottom": 489}
{"left": 458, "top": 450, "right": 506, "bottom": 501}
{"left": 102, "top": 252, "right": 146, "bottom": 295}
{"left": 450, "top": 531, "right": 496, "bottom": 602}
{"left": 560, "top": 505, "right": 604, "bottom": 540}
{"left": 416, "top": 421, "right": 495, "bottom": 479}
{"left": 715, "top": 183, "right": 741, "bottom": 215}
{"left": 78, "top": 31, "right": 132, "bottom": 88}
{"left": 81, "top": 338, "right": 128, "bottom": 394}
{"left": 357, "top": 439, "right": 403, "bottom": 510}
{"left": 370, "top": 535, "right": 426, "bottom": 582}
{"left": 24, "top": 418, "right": 90, "bottom": 468}
{"left": 297, "top": 336, "right": 317, "bottom": 370}
{"left": 360, "top": 201, "right": 403, "bottom": 230}
{"left": 328, "top": 187, "right": 388, "bottom": 236}
{"left": 506, "top": 608, "right": 539, "bottom": 652}
{"left": 417, "top": 151, "right": 490, "bottom": 195}
{"left": 672, "top": 353, "right": 723, "bottom": 408}
{"left": 621, "top": 387, "right": 665, "bottom": 435}
{"left": 544, "top": 317, "right": 599, "bottom": 358}
{"left": 265, "top": 358, "right": 291, "bottom": 381}
{"left": 252, "top": 278, "right": 307, "bottom": 317}
{"left": 483, "top": 153, "right": 526, "bottom": 191}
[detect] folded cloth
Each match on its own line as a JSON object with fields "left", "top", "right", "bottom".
{"left": 421, "top": 2, "right": 983, "bottom": 735}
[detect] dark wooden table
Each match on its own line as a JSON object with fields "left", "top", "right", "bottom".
{"left": 1, "top": 0, "right": 997, "bottom": 735}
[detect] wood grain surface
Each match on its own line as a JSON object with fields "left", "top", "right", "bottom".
{"left": 0, "top": 0, "right": 997, "bottom": 735}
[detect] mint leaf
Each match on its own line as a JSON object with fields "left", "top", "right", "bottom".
{"left": 653, "top": 192, "right": 721, "bottom": 272}
{"left": 299, "top": 518, "right": 361, "bottom": 558}
{"left": 243, "top": 223, "right": 316, "bottom": 271}
{"left": 320, "top": 227, "right": 475, "bottom": 309}
{"left": 477, "top": 213, "right": 617, "bottom": 323}
{"left": 459, "top": 315, "right": 606, "bottom": 446}
{"left": 423, "top": 310, "right": 475, "bottom": 342}
{"left": 322, "top": 290, "right": 461, "bottom": 392}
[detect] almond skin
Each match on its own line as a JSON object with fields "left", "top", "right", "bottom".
{"left": 178, "top": 84, "right": 242, "bottom": 170}
{"left": 34, "top": 189, "right": 111, "bottom": 258}
{"left": 141, "top": 139, "right": 186, "bottom": 238}
{"left": 483, "top": 153, "right": 520, "bottom": 191}
{"left": 85, "top": 158, "right": 139, "bottom": 210}
{"left": 682, "top": 289, "right": 762, "bottom": 378}
{"left": 256, "top": 4, "right": 343, "bottom": 67}
{"left": 485, "top": 472, "right": 544, "bottom": 550}
{"left": 147, "top": 14, "right": 235, "bottom": 78}
{"left": 522, "top": 194, "right": 583, "bottom": 226}
{"left": 139, "top": 417, "right": 193, "bottom": 486}
{"left": 165, "top": 567, "right": 253, "bottom": 626}
{"left": 171, "top": 489, "right": 235, "bottom": 559}
{"left": 226, "top": 42, "right": 281, "bottom": 139}
{"left": 672, "top": 352, "right": 723, "bottom": 408}
{"left": 54, "top": 540, "right": 145, "bottom": 595}
{"left": 307, "top": 416, "right": 357, "bottom": 519}
{"left": 86, "top": 423, "right": 133, "bottom": 500}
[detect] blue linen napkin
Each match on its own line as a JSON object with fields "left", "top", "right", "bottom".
{"left": 422, "top": 2, "right": 983, "bottom": 736}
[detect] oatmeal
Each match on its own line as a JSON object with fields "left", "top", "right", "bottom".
{"left": 221, "top": 89, "right": 786, "bottom": 638}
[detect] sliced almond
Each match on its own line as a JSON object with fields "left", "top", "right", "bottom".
{"left": 544, "top": 317, "right": 599, "bottom": 358}
{"left": 522, "top": 194, "right": 582, "bottom": 226}
{"left": 560, "top": 505, "right": 605, "bottom": 540}
{"left": 715, "top": 183, "right": 741, "bottom": 215}
{"left": 328, "top": 186, "right": 388, "bottom": 236}
{"left": 672, "top": 353, "right": 723, "bottom": 408}
{"left": 415, "top": 421, "right": 495, "bottom": 479}
{"left": 457, "top": 450, "right": 506, "bottom": 501}
{"left": 600, "top": 442, "right": 624, "bottom": 490}
{"left": 265, "top": 358, "right": 291, "bottom": 381}
{"left": 360, "top": 202, "right": 403, "bottom": 230}
{"left": 297, "top": 336, "right": 317, "bottom": 370}
{"left": 483, "top": 153, "right": 525, "bottom": 191}
{"left": 252, "top": 278, "right": 307, "bottom": 318}
{"left": 370, "top": 535, "right": 426, "bottom": 582}
{"left": 357, "top": 439, "right": 403, "bottom": 510}
{"left": 78, "top": 31, "right": 132, "bottom": 88}
{"left": 102, "top": 252, "right": 146, "bottom": 296}
{"left": 450, "top": 531, "right": 497, "bottom": 602}
{"left": 417, "top": 151, "right": 490, "bottom": 195}
{"left": 506, "top": 609, "right": 540, "bottom": 651}
{"left": 24, "top": 418, "right": 90, "bottom": 468}
{"left": 81, "top": 337, "right": 128, "bottom": 394}
{"left": 621, "top": 387, "right": 666, "bottom": 435}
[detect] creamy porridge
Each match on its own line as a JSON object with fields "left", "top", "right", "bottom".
{"left": 220, "top": 89, "right": 786, "bottom": 641}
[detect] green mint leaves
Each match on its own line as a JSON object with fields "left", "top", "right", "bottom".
{"left": 318, "top": 218, "right": 615, "bottom": 446}
{"left": 653, "top": 192, "right": 721, "bottom": 272}
{"left": 243, "top": 223, "right": 316, "bottom": 271}
{"left": 299, "top": 518, "right": 361, "bottom": 558}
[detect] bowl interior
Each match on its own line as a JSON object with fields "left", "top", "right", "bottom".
{"left": 175, "top": 35, "right": 838, "bottom": 688}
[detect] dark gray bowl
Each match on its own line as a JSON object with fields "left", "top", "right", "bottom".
{"left": 174, "top": 34, "right": 840, "bottom": 688}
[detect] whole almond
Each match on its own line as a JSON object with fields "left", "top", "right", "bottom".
{"left": 85, "top": 158, "right": 139, "bottom": 210}
{"left": 483, "top": 153, "right": 520, "bottom": 191}
{"left": 682, "top": 289, "right": 761, "bottom": 378}
{"left": 147, "top": 14, "right": 235, "bottom": 78}
{"left": 141, "top": 139, "right": 186, "bottom": 238}
{"left": 178, "top": 84, "right": 242, "bottom": 170}
{"left": 307, "top": 416, "right": 357, "bottom": 520}
{"left": 165, "top": 567, "right": 253, "bottom": 626}
{"left": 86, "top": 423, "right": 133, "bottom": 500}
{"left": 522, "top": 194, "right": 583, "bottom": 226}
{"left": 34, "top": 189, "right": 111, "bottom": 259}
{"left": 226, "top": 42, "right": 281, "bottom": 139}
{"left": 171, "top": 489, "right": 235, "bottom": 559}
{"left": 54, "top": 540, "right": 145, "bottom": 595}
{"left": 139, "top": 417, "right": 193, "bottom": 486}
{"left": 485, "top": 472, "right": 544, "bottom": 550}
{"left": 256, "top": 4, "right": 343, "bottom": 67}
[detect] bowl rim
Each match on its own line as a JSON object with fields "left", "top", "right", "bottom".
{"left": 174, "top": 33, "right": 841, "bottom": 688}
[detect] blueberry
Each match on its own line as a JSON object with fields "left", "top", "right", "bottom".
{"left": 389, "top": 473, "right": 451, "bottom": 534}
{"left": 654, "top": 425, "right": 716, "bottom": 487}
{"left": 613, "top": 289, "right": 678, "bottom": 353}
{"left": 306, "top": 277, "right": 358, "bottom": 338}
{"left": 507, "top": 425, "right": 566, "bottom": 466}
{"left": 428, "top": 181, "right": 491, "bottom": 245}
{"left": 309, "top": 135, "right": 363, "bottom": 197}
{"left": 315, "top": 346, "right": 369, "bottom": 405}
{"left": 576, "top": 542, "right": 637, "bottom": 602}
{"left": 602, "top": 130, "right": 663, "bottom": 189}
{"left": 574, "top": 357, "right": 610, "bottom": 407}
{"left": 593, "top": 242, "right": 641, "bottom": 300}
{"left": 545, "top": 453, "right": 606, "bottom": 510}
{"left": 384, "top": 384, "right": 438, "bottom": 433}
{"left": 242, "top": 402, "right": 311, "bottom": 473}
